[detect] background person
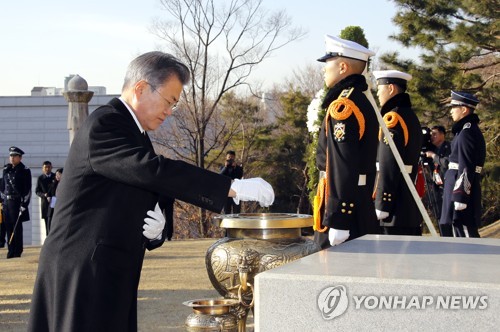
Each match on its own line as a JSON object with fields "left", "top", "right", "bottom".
{"left": 35, "top": 160, "right": 54, "bottom": 235}
{"left": 28, "top": 51, "right": 274, "bottom": 332}
{"left": 313, "top": 35, "right": 379, "bottom": 249}
{"left": 219, "top": 150, "right": 244, "bottom": 214}
{"left": 424, "top": 125, "right": 451, "bottom": 221}
{"left": 373, "top": 70, "right": 423, "bottom": 236}
{"left": 46, "top": 167, "right": 63, "bottom": 233}
{"left": 440, "top": 91, "right": 485, "bottom": 237}
{"left": 0, "top": 146, "right": 31, "bottom": 259}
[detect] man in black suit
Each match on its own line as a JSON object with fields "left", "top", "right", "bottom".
{"left": 35, "top": 160, "right": 54, "bottom": 235}
{"left": 28, "top": 52, "right": 274, "bottom": 332}
{"left": 220, "top": 150, "right": 244, "bottom": 214}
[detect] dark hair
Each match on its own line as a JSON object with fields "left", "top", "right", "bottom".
{"left": 122, "top": 51, "right": 190, "bottom": 91}
{"left": 56, "top": 168, "right": 63, "bottom": 174}
{"left": 42, "top": 161, "right": 52, "bottom": 166}
{"left": 431, "top": 125, "right": 446, "bottom": 135}
{"left": 226, "top": 151, "right": 236, "bottom": 156}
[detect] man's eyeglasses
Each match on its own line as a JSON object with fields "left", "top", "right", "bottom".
{"left": 146, "top": 82, "right": 178, "bottom": 111}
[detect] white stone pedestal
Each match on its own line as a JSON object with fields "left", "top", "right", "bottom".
{"left": 254, "top": 235, "right": 500, "bottom": 331}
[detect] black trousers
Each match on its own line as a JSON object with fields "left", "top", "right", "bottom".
{"left": 3, "top": 199, "right": 24, "bottom": 257}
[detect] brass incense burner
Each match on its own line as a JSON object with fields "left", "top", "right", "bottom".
{"left": 184, "top": 298, "right": 240, "bottom": 331}
{"left": 203, "top": 213, "right": 320, "bottom": 331}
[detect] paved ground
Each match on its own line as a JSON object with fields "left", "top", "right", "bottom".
{"left": 0, "top": 239, "right": 254, "bottom": 331}
{"left": 1, "top": 222, "right": 498, "bottom": 331}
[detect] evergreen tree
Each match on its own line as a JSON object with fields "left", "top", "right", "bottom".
{"left": 257, "top": 89, "right": 310, "bottom": 213}
{"left": 382, "top": 0, "right": 499, "bottom": 225}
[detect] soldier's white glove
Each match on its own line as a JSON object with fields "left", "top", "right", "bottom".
{"left": 230, "top": 178, "right": 274, "bottom": 207}
{"left": 454, "top": 202, "right": 467, "bottom": 211}
{"left": 20, "top": 206, "right": 26, "bottom": 213}
{"left": 329, "top": 228, "right": 350, "bottom": 246}
{"left": 143, "top": 203, "right": 165, "bottom": 240}
{"left": 375, "top": 209, "right": 389, "bottom": 220}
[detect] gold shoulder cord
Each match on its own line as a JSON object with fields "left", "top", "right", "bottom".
{"left": 378, "top": 111, "right": 409, "bottom": 146}
{"left": 313, "top": 88, "right": 365, "bottom": 233}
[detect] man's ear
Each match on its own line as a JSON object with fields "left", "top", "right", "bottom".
{"left": 133, "top": 80, "right": 149, "bottom": 100}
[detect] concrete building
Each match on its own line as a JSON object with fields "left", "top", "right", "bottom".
{"left": 0, "top": 93, "right": 118, "bottom": 245}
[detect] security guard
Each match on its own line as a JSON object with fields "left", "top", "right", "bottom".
{"left": 313, "top": 35, "right": 379, "bottom": 249}
{"left": 440, "top": 91, "right": 486, "bottom": 237}
{"left": 0, "top": 146, "right": 32, "bottom": 258}
{"left": 373, "top": 70, "right": 423, "bottom": 235}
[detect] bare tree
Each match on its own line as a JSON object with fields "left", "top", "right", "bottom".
{"left": 150, "top": 0, "right": 305, "bottom": 236}
{"left": 283, "top": 64, "right": 324, "bottom": 98}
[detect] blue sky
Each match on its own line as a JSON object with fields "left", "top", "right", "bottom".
{"left": 0, "top": 0, "right": 420, "bottom": 96}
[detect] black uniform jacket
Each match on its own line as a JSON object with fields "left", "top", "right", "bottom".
{"left": 1, "top": 162, "right": 31, "bottom": 222}
{"left": 440, "top": 113, "right": 485, "bottom": 228}
{"left": 35, "top": 172, "right": 54, "bottom": 220}
{"left": 28, "top": 98, "right": 231, "bottom": 332}
{"left": 375, "top": 93, "right": 423, "bottom": 228}
{"left": 316, "top": 74, "right": 379, "bottom": 240}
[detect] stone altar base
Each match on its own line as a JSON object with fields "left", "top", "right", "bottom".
{"left": 254, "top": 235, "right": 500, "bottom": 331}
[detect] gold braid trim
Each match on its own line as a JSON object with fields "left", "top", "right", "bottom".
{"left": 314, "top": 94, "right": 365, "bottom": 233}
{"left": 313, "top": 177, "right": 328, "bottom": 232}
{"left": 378, "top": 111, "right": 409, "bottom": 146}
{"left": 326, "top": 98, "right": 365, "bottom": 140}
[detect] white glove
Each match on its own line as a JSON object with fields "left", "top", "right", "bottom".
{"left": 329, "top": 228, "right": 350, "bottom": 246}
{"left": 230, "top": 178, "right": 274, "bottom": 207}
{"left": 454, "top": 202, "right": 467, "bottom": 211}
{"left": 375, "top": 209, "right": 389, "bottom": 220}
{"left": 20, "top": 206, "right": 26, "bottom": 213}
{"left": 143, "top": 203, "right": 165, "bottom": 240}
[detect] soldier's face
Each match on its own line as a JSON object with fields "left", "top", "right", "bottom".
{"left": 9, "top": 155, "right": 21, "bottom": 166}
{"left": 376, "top": 84, "right": 392, "bottom": 106}
{"left": 450, "top": 106, "right": 469, "bottom": 122}
{"left": 323, "top": 57, "right": 343, "bottom": 88}
{"left": 134, "top": 77, "right": 183, "bottom": 131}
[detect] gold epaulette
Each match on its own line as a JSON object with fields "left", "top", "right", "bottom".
{"left": 378, "top": 111, "right": 409, "bottom": 146}
{"left": 325, "top": 88, "right": 365, "bottom": 140}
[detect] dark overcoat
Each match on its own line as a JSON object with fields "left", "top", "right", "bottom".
{"left": 28, "top": 98, "right": 231, "bottom": 332}
{"left": 1, "top": 162, "right": 31, "bottom": 222}
{"left": 440, "top": 113, "right": 485, "bottom": 230}
{"left": 314, "top": 74, "right": 379, "bottom": 249}
{"left": 375, "top": 93, "right": 423, "bottom": 230}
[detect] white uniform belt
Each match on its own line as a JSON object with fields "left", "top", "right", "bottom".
{"left": 376, "top": 162, "right": 412, "bottom": 173}
{"left": 448, "top": 162, "right": 482, "bottom": 173}
{"left": 358, "top": 174, "right": 366, "bottom": 186}
{"left": 319, "top": 171, "right": 366, "bottom": 186}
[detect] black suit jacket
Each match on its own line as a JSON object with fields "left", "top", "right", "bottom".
{"left": 28, "top": 98, "right": 231, "bottom": 332}
{"left": 35, "top": 172, "right": 54, "bottom": 220}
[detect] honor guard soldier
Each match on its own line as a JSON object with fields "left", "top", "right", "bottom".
{"left": 373, "top": 70, "right": 423, "bottom": 235}
{"left": 313, "top": 35, "right": 379, "bottom": 249}
{"left": 0, "top": 146, "right": 32, "bottom": 258}
{"left": 440, "top": 91, "right": 485, "bottom": 237}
